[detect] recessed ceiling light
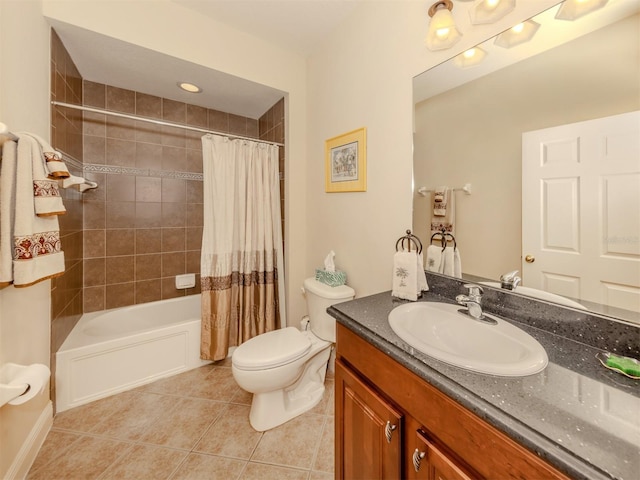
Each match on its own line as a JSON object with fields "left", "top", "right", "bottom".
{"left": 177, "top": 82, "right": 202, "bottom": 93}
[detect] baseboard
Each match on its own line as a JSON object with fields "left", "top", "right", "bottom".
{"left": 5, "top": 400, "right": 53, "bottom": 480}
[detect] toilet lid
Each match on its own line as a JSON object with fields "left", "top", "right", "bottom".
{"left": 232, "top": 327, "right": 312, "bottom": 371}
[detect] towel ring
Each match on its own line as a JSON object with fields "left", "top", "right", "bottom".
{"left": 395, "top": 229, "right": 423, "bottom": 254}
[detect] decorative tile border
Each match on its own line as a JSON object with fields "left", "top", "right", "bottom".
{"left": 149, "top": 169, "right": 204, "bottom": 181}
{"left": 59, "top": 151, "right": 204, "bottom": 182}
{"left": 83, "top": 164, "right": 150, "bottom": 177}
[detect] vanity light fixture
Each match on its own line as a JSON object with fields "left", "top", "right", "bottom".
{"left": 494, "top": 20, "right": 540, "bottom": 48}
{"left": 177, "top": 82, "right": 202, "bottom": 93}
{"left": 454, "top": 47, "right": 488, "bottom": 68}
{"left": 555, "top": 0, "right": 608, "bottom": 21}
{"left": 469, "top": 0, "right": 516, "bottom": 25}
{"left": 425, "top": 0, "right": 462, "bottom": 51}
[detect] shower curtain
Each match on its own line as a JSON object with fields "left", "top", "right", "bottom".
{"left": 200, "top": 134, "right": 285, "bottom": 361}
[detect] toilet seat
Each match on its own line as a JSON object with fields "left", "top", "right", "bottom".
{"left": 233, "top": 327, "right": 311, "bottom": 371}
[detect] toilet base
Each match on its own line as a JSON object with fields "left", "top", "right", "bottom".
{"left": 248, "top": 345, "right": 332, "bottom": 431}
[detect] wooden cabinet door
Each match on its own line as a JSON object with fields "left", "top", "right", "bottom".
{"left": 335, "top": 359, "right": 403, "bottom": 480}
{"left": 412, "top": 428, "right": 478, "bottom": 480}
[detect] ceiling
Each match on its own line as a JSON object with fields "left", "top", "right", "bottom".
{"left": 50, "top": 0, "right": 362, "bottom": 119}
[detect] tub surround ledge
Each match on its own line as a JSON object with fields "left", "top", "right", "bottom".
{"left": 328, "top": 274, "right": 640, "bottom": 480}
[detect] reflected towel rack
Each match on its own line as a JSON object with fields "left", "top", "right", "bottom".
{"left": 417, "top": 183, "right": 471, "bottom": 197}
{"left": 430, "top": 229, "right": 457, "bottom": 251}
{"left": 395, "top": 229, "right": 423, "bottom": 254}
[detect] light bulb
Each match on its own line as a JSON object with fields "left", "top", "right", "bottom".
{"left": 436, "top": 27, "right": 451, "bottom": 38}
{"left": 511, "top": 23, "right": 524, "bottom": 34}
{"left": 463, "top": 48, "right": 477, "bottom": 58}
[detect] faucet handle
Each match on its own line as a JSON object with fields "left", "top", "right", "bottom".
{"left": 500, "top": 270, "right": 521, "bottom": 290}
{"left": 462, "top": 284, "right": 483, "bottom": 297}
{"left": 501, "top": 270, "right": 519, "bottom": 281}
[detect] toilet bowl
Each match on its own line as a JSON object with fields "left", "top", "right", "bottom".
{"left": 231, "top": 277, "right": 355, "bottom": 431}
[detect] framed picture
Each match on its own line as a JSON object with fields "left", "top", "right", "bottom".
{"left": 325, "top": 127, "right": 366, "bottom": 193}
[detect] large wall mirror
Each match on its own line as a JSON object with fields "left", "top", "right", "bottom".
{"left": 413, "top": 1, "right": 639, "bottom": 324}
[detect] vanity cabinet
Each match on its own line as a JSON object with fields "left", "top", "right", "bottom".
{"left": 335, "top": 323, "right": 570, "bottom": 480}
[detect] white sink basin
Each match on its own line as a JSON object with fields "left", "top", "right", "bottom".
{"left": 480, "top": 282, "right": 587, "bottom": 310}
{"left": 388, "top": 302, "right": 548, "bottom": 376}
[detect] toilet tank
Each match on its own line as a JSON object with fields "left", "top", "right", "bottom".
{"left": 303, "top": 277, "right": 355, "bottom": 342}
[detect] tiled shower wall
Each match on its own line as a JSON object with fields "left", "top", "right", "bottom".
{"left": 80, "top": 82, "right": 207, "bottom": 312}
{"left": 259, "top": 98, "right": 286, "bottom": 237}
{"left": 50, "top": 31, "right": 84, "bottom": 358}
{"left": 51, "top": 27, "right": 286, "bottom": 324}
{"left": 50, "top": 31, "right": 85, "bottom": 403}
{"left": 80, "top": 84, "right": 285, "bottom": 312}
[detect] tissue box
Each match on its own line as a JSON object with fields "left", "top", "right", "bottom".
{"left": 315, "top": 268, "right": 347, "bottom": 287}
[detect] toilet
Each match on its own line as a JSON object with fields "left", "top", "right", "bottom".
{"left": 231, "top": 277, "right": 355, "bottom": 431}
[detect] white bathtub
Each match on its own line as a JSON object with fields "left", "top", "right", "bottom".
{"left": 55, "top": 294, "right": 211, "bottom": 413}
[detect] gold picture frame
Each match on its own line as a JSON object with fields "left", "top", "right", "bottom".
{"left": 325, "top": 127, "right": 367, "bottom": 193}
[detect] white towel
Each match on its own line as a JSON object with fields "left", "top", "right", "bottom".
{"left": 11, "top": 135, "right": 65, "bottom": 287}
{"left": 17, "top": 132, "right": 67, "bottom": 216}
{"left": 441, "top": 246, "right": 455, "bottom": 276}
{"left": 0, "top": 141, "right": 18, "bottom": 287}
{"left": 392, "top": 251, "right": 427, "bottom": 301}
{"left": 431, "top": 187, "right": 455, "bottom": 236}
{"left": 433, "top": 186, "right": 448, "bottom": 217}
{"left": 452, "top": 248, "right": 462, "bottom": 278}
{"left": 21, "top": 132, "right": 69, "bottom": 179}
{"left": 425, "top": 245, "right": 443, "bottom": 273}
{"left": 59, "top": 174, "right": 98, "bottom": 192}
{"left": 440, "top": 246, "right": 462, "bottom": 278}
{"left": 417, "top": 252, "right": 429, "bottom": 293}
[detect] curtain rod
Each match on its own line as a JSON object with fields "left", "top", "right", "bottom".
{"left": 51, "top": 101, "right": 284, "bottom": 148}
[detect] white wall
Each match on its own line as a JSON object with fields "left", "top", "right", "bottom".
{"left": 305, "top": 0, "right": 559, "bottom": 298}
{"left": 0, "top": 1, "right": 54, "bottom": 477}
{"left": 41, "top": 0, "right": 310, "bottom": 325}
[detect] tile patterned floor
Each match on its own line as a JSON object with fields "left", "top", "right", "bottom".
{"left": 28, "top": 360, "right": 335, "bottom": 480}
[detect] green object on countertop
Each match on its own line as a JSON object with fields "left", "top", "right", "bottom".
{"left": 606, "top": 354, "right": 640, "bottom": 377}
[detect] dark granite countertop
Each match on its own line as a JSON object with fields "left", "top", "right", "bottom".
{"left": 329, "top": 286, "right": 640, "bottom": 480}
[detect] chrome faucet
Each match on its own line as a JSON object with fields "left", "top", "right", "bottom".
{"left": 500, "top": 270, "right": 522, "bottom": 290}
{"left": 456, "top": 284, "right": 496, "bottom": 325}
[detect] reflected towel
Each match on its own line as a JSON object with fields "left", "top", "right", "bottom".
{"left": 425, "top": 245, "right": 443, "bottom": 273}
{"left": 433, "top": 186, "right": 448, "bottom": 217}
{"left": 431, "top": 187, "right": 455, "bottom": 236}
{"left": 441, "top": 246, "right": 462, "bottom": 278}
{"left": 417, "top": 252, "right": 429, "bottom": 293}
{"left": 453, "top": 248, "right": 462, "bottom": 278}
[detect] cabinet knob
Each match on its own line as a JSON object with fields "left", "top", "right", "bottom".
{"left": 385, "top": 421, "right": 397, "bottom": 443}
{"left": 413, "top": 448, "right": 426, "bottom": 472}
